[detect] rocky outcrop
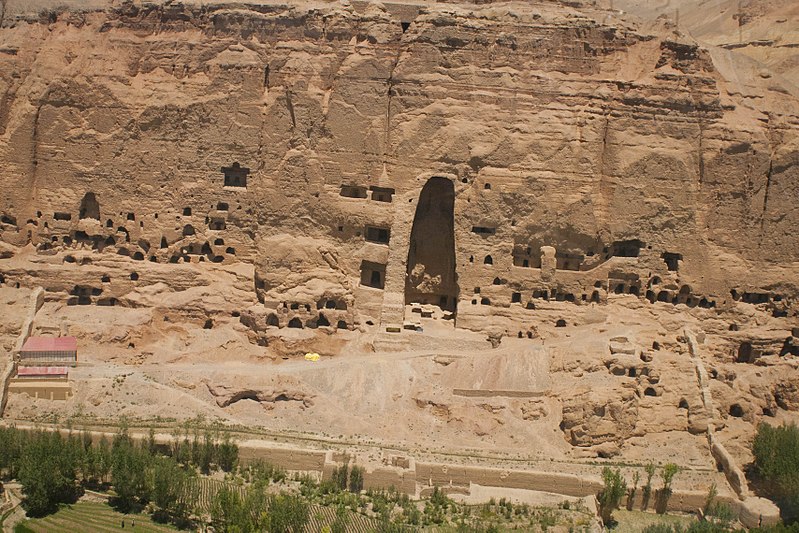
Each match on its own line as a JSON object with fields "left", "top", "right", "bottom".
{"left": 205, "top": 380, "right": 314, "bottom": 408}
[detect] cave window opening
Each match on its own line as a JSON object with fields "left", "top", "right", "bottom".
{"left": 79, "top": 192, "right": 100, "bottom": 220}
{"left": 54, "top": 212, "right": 71, "bottom": 221}
{"left": 729, "top": 404, "right": 744, "bottom": 418}
{"left": 662, "top": 252, "right": 682, "bottom": 271}
{"left": 183, "top": 207, "right": 192, "bottom": 216}
{"left": 472, "top": 226, "right": 496, "bottom": 235}
{"left": 365, "top": 226, "right": 390, "bottom": 244}
{"left": 609, "top": 239, "right": 643, "bottom": 258}
{"left": 340, "top": 185, "right": 367, "bottom": 199}
{"left": 737, "top": 342, "right": 753, "bottom": 363}
{"left": 401, "top": 21, "right": 410, "bottom": 32}
{"left": 287, "top": 317, "right": 303, "bottom": 328}
{"left": 223, "top": 162, "right": 250, "bottom": 188}
{"left": 266, "top": 314, "right": 279, "bottom": 327}
{"left": 484, "top": 255, "right": 493, "bottom": 265}
{"left": 511, "top": 292, "right": 521, "bottom": 303}
{"left": 369, "top": 186, "right": 394, "bottom": 203}
{"left": 361, "top": 260, "right": 386, "bottom": 289}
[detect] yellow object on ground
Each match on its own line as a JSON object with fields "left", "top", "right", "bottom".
{"left": 304, "top": 352, "right": 320, "bottom": 361}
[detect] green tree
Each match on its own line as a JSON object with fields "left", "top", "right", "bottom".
{"left": 349, "top": 465, "right": 364, "bottom": 493}
{"left": 597, "top": 467, "right": 626, "bottom": 526}
{"left": 218, "top": 433, "right": 239, "bottom": 473}
{"left": 147, "top": 427, "right": 157, "bottom": 455}
{"left": 17, "top": 431, "right": 80, "bottom": 516}
{"left": 627, "top": 470, "right": 640, "bottom": 511}
{"left": 111, "top": 437, "right": 148, "bottom": 512}
{"left": 267, "top": 493, "right": 309, "bottom": 532}
{"left": 642, "top": 462, "right": 657, "bottom": 510}
{"left": 151, "top": 456, "right": 186, "bottom": 521}
{"left": 94, "top": 436, "right": 112, "bottom": 485}
{"left": 753, "top": 422, "right": 799, "bottom": 523}
{"left": 210, "top": 485, "right": 244, "bottom": 532}
{"left": 332, "top": 464, "right": 348, "bottom": 491}
{"left": 656, "top": 463, "right": 681, "bottom": 514}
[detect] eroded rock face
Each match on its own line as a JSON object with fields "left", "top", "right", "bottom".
{"left": 0, "top": 1, "right": 798, "bottom": 469}
{"left": 206, "top": 380, "right": 314, "bottom": 409}
{"left": 0, "top": 0, "right": 796, "bottom": 337}
{"left": 560, "top": 386, "right": 639, "bottom": 447}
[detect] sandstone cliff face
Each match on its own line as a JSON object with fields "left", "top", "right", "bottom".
{"left": 0, "top": 0, "right": 797, "bottom": 332}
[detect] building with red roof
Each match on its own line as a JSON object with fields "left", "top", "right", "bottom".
{"left": 19, "top": 336, "right": 77, "bottom": 366}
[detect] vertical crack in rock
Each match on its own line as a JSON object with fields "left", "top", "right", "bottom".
{"left": 596, "top": 111, "right": 611, "bottom": 226}
{"left": 285, "top": 88, "right": 296, "bottom": 129}
{"left": 760, "top": 159, "right": 773, "bottom": 234}
{"left": 383, "top": 51, "right": 402, "bottom": 158}
{"left": 697, "top": 112, "right": 705, "bottom": 186}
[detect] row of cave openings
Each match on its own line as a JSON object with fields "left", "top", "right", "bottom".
{"left": 266, "top": 313, "right": 348, "bottom": 331}
{"left": 260, "top": 299, "right": 350, "bottom": 330}
{"left": 339, "top": 184, "right": 395, "bottom": 203}
{"left": 65, "top": 273, "right": 140, "bottom": 306}
{"left": 474, "top": 239, "right": 683, "bottom": 274}
{"left": 470, "top": 277, "right": 717, "bottom": 310}
{"left": 33, "top": 192, "right": 239, "bottom": 264}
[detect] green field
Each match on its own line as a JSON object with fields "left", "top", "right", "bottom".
{"left": 612, "top": 509, "right": 697, "bottom": 533}
{"left": 14, "top": 501, "right": 177, "bottom": 533}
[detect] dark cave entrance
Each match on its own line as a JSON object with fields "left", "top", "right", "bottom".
{"left": 405, "top": 177, "right": 458, "bottom": 312}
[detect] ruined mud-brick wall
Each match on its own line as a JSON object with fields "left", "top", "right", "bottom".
{"left": 0, "top": 0, "right": 797, "bottom": 332}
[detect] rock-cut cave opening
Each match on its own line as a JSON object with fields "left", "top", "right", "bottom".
{"left": 405, "top": 177, "right": 458, "bottom": 312}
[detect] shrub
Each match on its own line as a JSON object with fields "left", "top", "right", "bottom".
{"left": 753, "top": 423, "right": 799, "bottom": 523}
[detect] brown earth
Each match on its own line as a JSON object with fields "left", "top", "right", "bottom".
{"left": 0, "top": 0, "right": 797, "bottom": 518}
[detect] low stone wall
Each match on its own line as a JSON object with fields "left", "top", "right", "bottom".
{"left": 415, "top": 463, "right": 600, "bottom": 498}
{"left": 452, "top": 389, "right": 544, "bottom": 398}
{"left": 238, "top": 443, "right": 326, "bottom": 472}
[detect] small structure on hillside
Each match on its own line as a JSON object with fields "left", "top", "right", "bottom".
{"left": 19, "top": 336, "right": 78, "bottom": 366}
{"left": 9, "top": 336, "right": 76, "bottom": 400}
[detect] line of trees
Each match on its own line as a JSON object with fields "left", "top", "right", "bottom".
{"left": 597, "top": 463, "right": 681, "bottom": 527}
{"left": 0, "top": 423, "right": 239, "bottom": 525}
